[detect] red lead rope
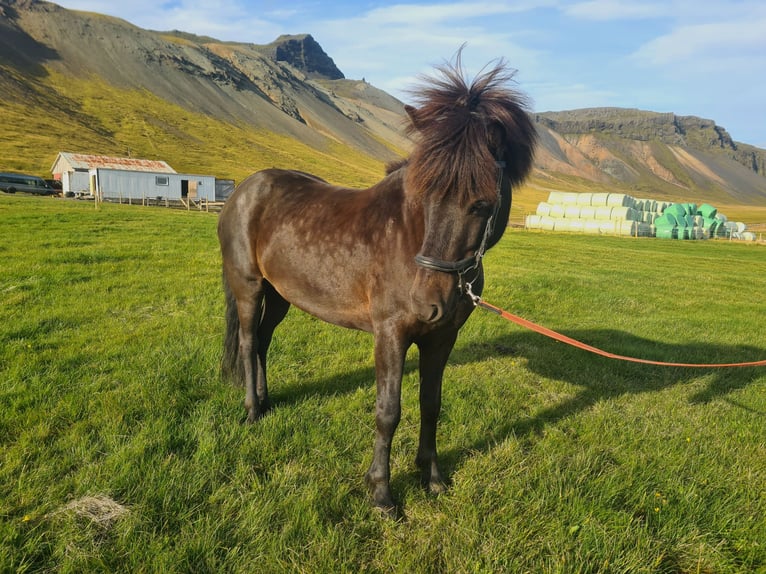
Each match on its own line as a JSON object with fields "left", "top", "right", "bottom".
{"left": 476, "top": 299, "right": 766, "bottom": 368}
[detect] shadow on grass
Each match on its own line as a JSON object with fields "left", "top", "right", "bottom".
{"left": 268, "top": 327, "right": 765, "bottom": 417}
{"left": 438, "top": 328, "right": 766, "bottom": 471}
{"left": 262, "top": 327, "right": 765, "bottom": 490}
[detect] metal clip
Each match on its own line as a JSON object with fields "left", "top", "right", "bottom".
{"left": 464, "top": 280, "right": 482, "bottom": 307}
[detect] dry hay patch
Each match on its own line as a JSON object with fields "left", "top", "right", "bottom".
{"left": 49, "top": 494, "right": 129, "bottom": 529}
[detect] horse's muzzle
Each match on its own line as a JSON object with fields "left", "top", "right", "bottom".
{"left": 409, "top": 269, "right": 459, "bottom": 323}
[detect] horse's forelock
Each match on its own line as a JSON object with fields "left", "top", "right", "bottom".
{"left": 405, "top": 54, "right": 537, "bottom": 204}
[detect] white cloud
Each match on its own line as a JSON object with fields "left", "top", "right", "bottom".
{"left": 633, "top": 17, "right": 766, "bottom": 66}
{"left": 564, "top": 0, "right": 665, "bottom": 21}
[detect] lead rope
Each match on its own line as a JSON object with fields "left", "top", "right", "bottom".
{"left": 464, "top": 284, "right": 766, "bottom": 368}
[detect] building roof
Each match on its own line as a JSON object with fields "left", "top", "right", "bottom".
{"left": 52, "top": 152, "right": 177, "bottom": 174}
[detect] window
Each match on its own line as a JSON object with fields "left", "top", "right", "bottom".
{"left": 156, "top": 176, "right": 169, "bottom": 186}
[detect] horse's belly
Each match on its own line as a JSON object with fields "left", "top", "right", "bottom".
{"left": 273, "top": 279, "right": 374, "bottom": 331}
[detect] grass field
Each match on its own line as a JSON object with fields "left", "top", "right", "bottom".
{"left": 1, "top": 194, "right": 765, "bottom": 573}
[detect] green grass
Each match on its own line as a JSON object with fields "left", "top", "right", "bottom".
{"left": 1, "top": 195, "right": 765, "bottom": 573}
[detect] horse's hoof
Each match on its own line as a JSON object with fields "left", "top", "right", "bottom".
{"left": 428, "top": 479, "right": 449, "bottom": 495}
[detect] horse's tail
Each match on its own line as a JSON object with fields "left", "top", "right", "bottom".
{"left": 221, "top": 273, "right": 244, "bottom": 385}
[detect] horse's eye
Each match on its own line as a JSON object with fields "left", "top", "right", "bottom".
{"left": 469, "top": 200, "right": 493, "bottom": 217}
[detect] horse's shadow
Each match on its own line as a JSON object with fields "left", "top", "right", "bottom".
{"left": 267, "top": 327, "right": 764, "bottom": 483}
{"left": 439, "top": 329, "right": 764, "bottom": 467}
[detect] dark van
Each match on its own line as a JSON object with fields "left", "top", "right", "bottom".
{"left": 0, "top": 172, "right": 55, "bottom": 195}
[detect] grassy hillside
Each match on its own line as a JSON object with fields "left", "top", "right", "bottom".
{"left": 2, "top": 195, "right": 765, "bottom": 572}
{"left": 0, "top": 68, "right": 387, "bottom": 188}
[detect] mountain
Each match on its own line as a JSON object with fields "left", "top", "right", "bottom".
{"left": 533, "top": 109, "right": 766, "bottom": 205}
{"left": 1, "top": 0, "right": 765, "bottom": 215}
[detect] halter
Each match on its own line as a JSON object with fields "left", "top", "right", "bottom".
{"left": 414, "top": 159, "right": 507, "bottom": 292}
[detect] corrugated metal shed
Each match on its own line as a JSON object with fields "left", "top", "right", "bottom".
{"left": 51, "top": 152, "right": 177, "bottom": 193}
{"left": 52, "top": 152, "right": 176, "bottom": 174}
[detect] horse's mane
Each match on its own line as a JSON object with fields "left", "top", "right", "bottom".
{"left": 404, "top": 52, "right": 537, "bottom": 205}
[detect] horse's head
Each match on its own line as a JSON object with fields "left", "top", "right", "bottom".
{"left": 404, "top": 54, "right": 537, "bottom": 323}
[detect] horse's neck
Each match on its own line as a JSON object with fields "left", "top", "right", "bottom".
{"left": 487, "top": 171, "right": 512, "bottom": 249}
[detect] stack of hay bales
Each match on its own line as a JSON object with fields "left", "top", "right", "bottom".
{"left": 526, "top": 193, "right": 754, "bottom": 241}
{"left": 526, "top": 192, "right": 658, "bottom": 237}
{"left": 652, "top": 203, "right": 752, "bottom": 240}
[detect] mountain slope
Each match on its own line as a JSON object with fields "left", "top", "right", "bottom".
{"left": 534, "top": 109, "right": 766, "bottom": 205}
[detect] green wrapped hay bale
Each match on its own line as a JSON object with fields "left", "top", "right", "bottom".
{"left": 666, "top": 203, "right": 687, "bottom": 219}
{"left": 654, "top": 213, "right": 677, "bottom": 227}
{"left": 637, "top": 223, "right": 652, "bottom": 237}
{"left": 698, "top": 203, "right": 717, "bottom": 219}
{"left": 655, "top": 226, "right": 675, "bottom": 239}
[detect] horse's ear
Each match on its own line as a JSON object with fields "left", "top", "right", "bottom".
{"left": 488, "top": 122, "right": 505, "bottom": 156}
{"left": 405, "top": 105, "right": 423, "bottom": 131}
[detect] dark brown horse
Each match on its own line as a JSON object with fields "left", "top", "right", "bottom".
{"left": 217, "top": 54, "right": 537, "bottom": 513}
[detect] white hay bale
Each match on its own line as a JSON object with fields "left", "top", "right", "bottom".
{"left": 607, "top": 193, "right": 635, "bottom": 207}
{"left": 540, "top": 216, "right": 556, "bottom": 230}
{"left": 742, "top": 231, "right": 757, "bottom": 241}
{"left": 610, "top": 206, "right": 638, "bottom": 221}
{"left": 576, "top": 192, "right": 593, "bottom": 205}
{"left": 591, "top": 192, "right": 610, "bottom": 206}
{"left": 583, "top": 220, "right": 602, "bottom": 234}
{"left": 595, "top": 206, "right": 613, "bottom": 220}
{"left": 618, "top": 220, "right": 638, "bottom": 236}
{"left": 599, "top": 220, "right": 618, "bottom": 234}
{"left": 552, "top": 219, "right": 570, "bottom": 231}
{"left": 547, "top": 191, "right": 567, "bottom": 204}
{"left": 536, "top": 202, "right": 552, "bottom": 216}
{"left": 564, "top": 205, "right": 582, "bottom": 218}
{"left": 736, "top": 222, "right": 747, "bottom": 233}
{"left": 560, "top": 192, "right": 580, "bottom": 205}
{"left": 549, "top": 204, "right": 566, "bottom": 218}
{"left": 525, "top": 214, "right": 542, "bottom": 229}
{"left": 579, "top": 206, "right": 597, "bottom": 219}
{"left": 567, "top": 219, "right": 585, "bottom": 232}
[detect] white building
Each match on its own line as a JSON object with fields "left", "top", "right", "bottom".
{"left": 51, "top": 152, "right": 176, "bottom": 194}
{"left": 91, "top": 168, "right": 216, "bottom": 202}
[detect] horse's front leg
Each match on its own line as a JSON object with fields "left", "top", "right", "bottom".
{"left": 415, "top": 329, "right": 458, "bottom": 494}
{"left": 365, "top": 326, "right": 407, "bottom": 514}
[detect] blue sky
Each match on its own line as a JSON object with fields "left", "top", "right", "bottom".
{"left": 54, "top": 0, "right": 766, "bottom": 148}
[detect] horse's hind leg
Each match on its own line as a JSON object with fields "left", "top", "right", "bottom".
{"left": 231, "top": 276, "right": 267, "bottom": 423}
{"left": 253, "top": 281, "right": 290, "bottom": 412}
{"left": 415, "top": 329, "right": 458, "bottom": 494}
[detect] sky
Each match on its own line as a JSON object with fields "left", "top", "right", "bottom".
{"left": 52, "top": 0, "right": 766, "bottom": 148}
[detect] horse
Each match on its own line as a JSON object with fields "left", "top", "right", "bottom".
{"left": 217, "top": 54, "right": 537, "bottom": 514}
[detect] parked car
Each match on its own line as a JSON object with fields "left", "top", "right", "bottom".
{"left": 0, "top": 172, "right": 56, "bottom": 195}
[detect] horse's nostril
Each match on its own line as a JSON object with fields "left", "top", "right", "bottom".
{"left": 428, "top": 304, "right": 441, "bottom": 322}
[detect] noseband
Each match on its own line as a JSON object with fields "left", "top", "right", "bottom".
{"left": 414, "top": 159, "right": 507, "bottom": 290}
